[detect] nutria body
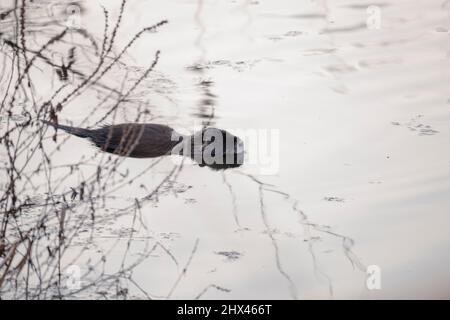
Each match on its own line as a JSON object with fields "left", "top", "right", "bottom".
{"left": 44, "top": 121, "right": 244, "bottom": 169}
{"left": 44, "top": 121, "right": 180, "bottom": 158}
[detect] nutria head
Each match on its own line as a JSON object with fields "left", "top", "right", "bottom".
{"left": 173, "top": 127, "right": 244, "bottom": 170}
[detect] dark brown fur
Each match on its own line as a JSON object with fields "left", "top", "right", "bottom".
{"left": 44, "top": 121, "right": 181, "bottom": 158}
{"left": 43, "top": 121, "right": 244, "bottom": 169}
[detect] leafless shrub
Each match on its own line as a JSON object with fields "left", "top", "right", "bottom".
{"left": 0, "top": 0, "right": 178, "bottom": 299}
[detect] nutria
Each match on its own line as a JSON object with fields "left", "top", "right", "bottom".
{"left": 43, "top": 121, "right": 244, "bottom": 170}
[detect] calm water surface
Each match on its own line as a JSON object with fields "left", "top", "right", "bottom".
{"left": 1, "top": 0, "right": 450, "bottom": 299}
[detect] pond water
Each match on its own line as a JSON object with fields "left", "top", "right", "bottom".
{"left": 1, "top": 0, "right": 449, "bottom": 299}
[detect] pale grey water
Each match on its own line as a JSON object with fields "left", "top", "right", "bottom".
{"left": 1, "top": 0, "right": 450, "bottom": 299}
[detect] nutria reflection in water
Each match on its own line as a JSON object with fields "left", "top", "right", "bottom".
{"left": 43, "top": 121, "right": 244, "bottom": 170}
